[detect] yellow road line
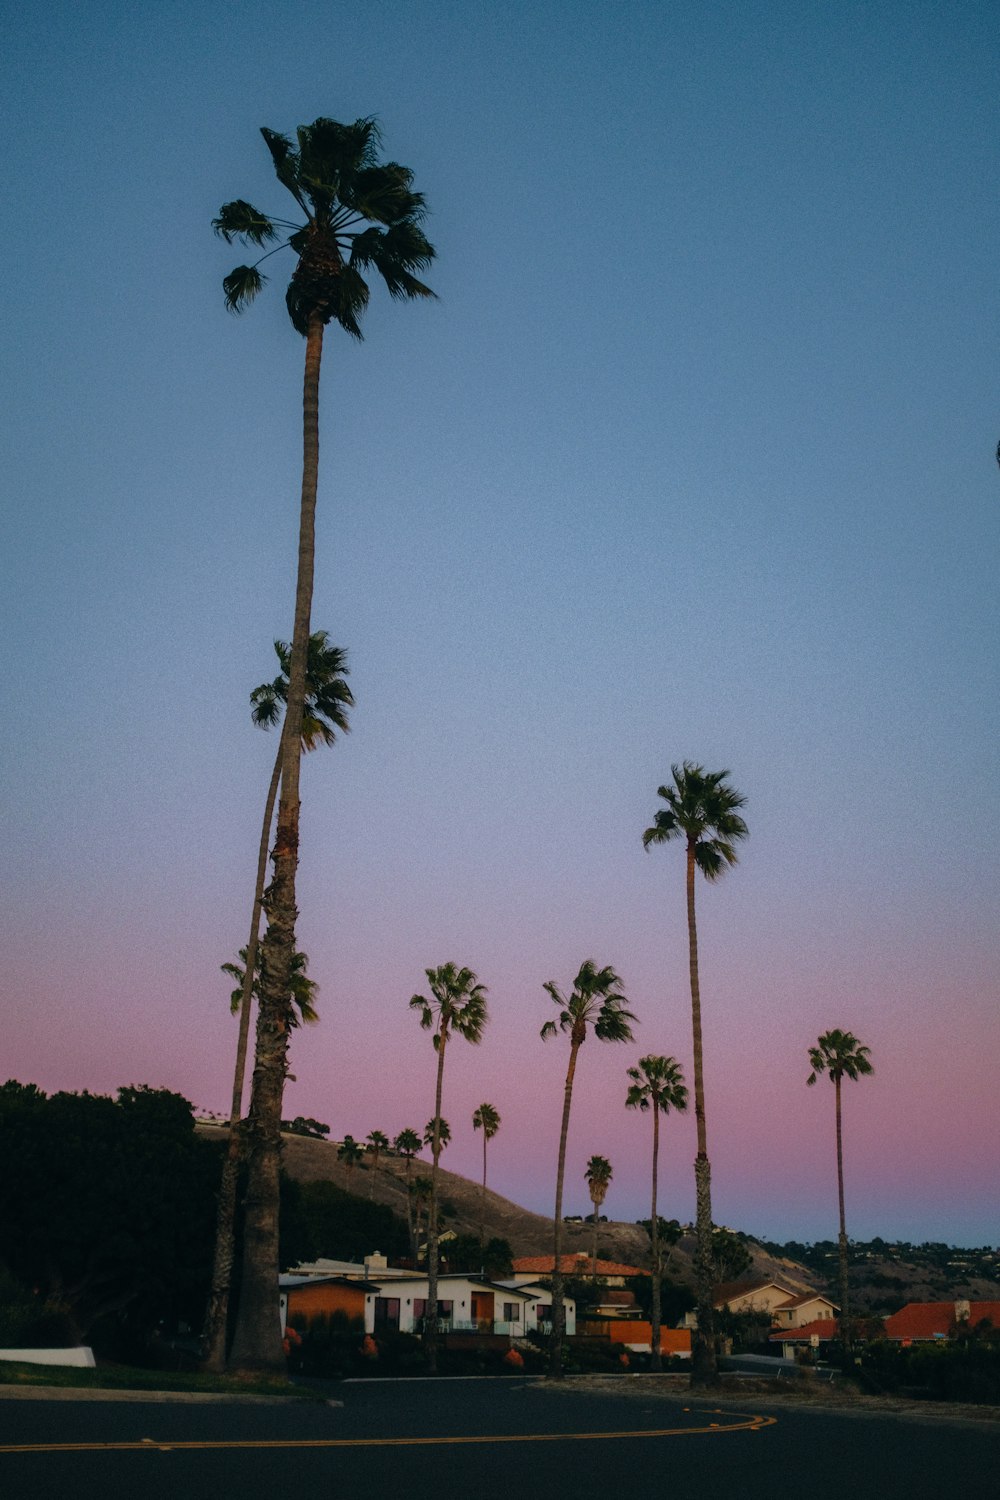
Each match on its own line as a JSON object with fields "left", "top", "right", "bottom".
{"left": 0, "top": 1411, "right": 776, "bottom": 1454}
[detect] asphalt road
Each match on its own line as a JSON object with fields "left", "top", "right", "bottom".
{"left": 1, "top": 1378, "right": 997, "bottom": 1500}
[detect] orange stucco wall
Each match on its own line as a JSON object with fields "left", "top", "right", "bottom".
{"left": 287, "top": 1283, "right": 366, "bottom": 1324}
{"left": 605, "top": 1321, "right": 692, "bottom": 1355}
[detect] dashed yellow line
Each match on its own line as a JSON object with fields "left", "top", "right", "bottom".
{"left": 0, "top": 1409, "right": 776, "bottom": 1454}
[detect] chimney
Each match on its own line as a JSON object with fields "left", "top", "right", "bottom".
{"left": 365, "top": 1251, "right": 388, "bottom": 1275}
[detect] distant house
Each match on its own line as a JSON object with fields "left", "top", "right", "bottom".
{"left": 365, "top": 1274, "right": 545, "bottom": 1336}
{"left": 769, "top": 1292, "right": 839, "bottom": 1329}
{"left": 769, "top": 1317, "right": 839, "bottom": 1360}
{"left": 680, "top": 1280, "right": 838, "bottom": 1336}
{"left": 511, "top": 1254, "right": 645, "bottom": 1288}
{"left": 884, "top": 1300, "right": 1000, "bottom": 1343}
{"left": 714, "top": 1279, "right": 804, "bottom": 1316}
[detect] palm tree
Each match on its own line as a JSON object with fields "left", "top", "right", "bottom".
{"left": 365, "top": 1129, "right": 389, "bottom": 1200}
{"left": 216, "top": 118, "right": 435, "bottom": 1373}
{"left": 410, "top": 964, "right": 488, "bottom": 1371}
{"left": 337, "top": 1134, "right": 364, "bottom": 1179}
{"left": 626, "top": 1055, "right": 688, "bottom": 1371}
{"left": 584, "top": 1155, "right": 613, "bottom": 1280}
{"left": 423, "top": 1116, "right": 451, "bottom": 1152}
{"left": 643, "top": 763, "right": 747, "bottom": 1384}
{"left": 808, "top": 1029, "right": 873, "bottom": 1358}
{"left": 394, "top": 1127, "right": 421, "bottom": 1261}
{"left": 541, "top": 960, "right": 636, "bottom": 1375}
{"left": 201, "top": 633, "right": 349, "bottom": 1371}
{"left": 472, "top": 1103, "right": 501, "bottom": 1250}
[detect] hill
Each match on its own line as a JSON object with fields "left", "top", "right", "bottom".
{"left": 197, "top": 1124, "right": 815, "bottom": 1290}
{"left": 198, "top": 1125, "right": 1000, "bottom": 1310}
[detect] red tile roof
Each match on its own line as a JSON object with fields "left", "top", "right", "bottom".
{"left": 512, "top": 1255, "right": 645, "bottom": 1277}
{"left": 884, "top": 1302, "right": 1000, "bottom": 1341}
{"left": 769, "top": 1318, "right": 839, "bottom": 1343}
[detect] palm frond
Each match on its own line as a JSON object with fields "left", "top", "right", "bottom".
{"left": 250, "top": 680, "right": 282, "bottom": 729}
{"left": 223, "top": 265, "right": 267, "bottom": 314}
{"left": 347, "top": 163, "right": 424, "bottom": 226}
{"left": 259, "top": 127, "right": 308, "bottom": 215}
{"left": 213, "top": 200, "right": 279, "bottom": 246}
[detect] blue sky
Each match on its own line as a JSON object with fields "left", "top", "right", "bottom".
{"left": 3, "top": 0, "right": 998, "bottom": 1245}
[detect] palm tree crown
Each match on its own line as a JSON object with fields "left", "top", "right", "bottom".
{"left": 642, "top": 762, "right": 748, "bottom": 877}
{"left": 423, "top": 1117, "right": 451, "bottom": 1151}
{"left": 807, "top": 1030, "right": 874, "bottom": 1087}
{"left": 626, "top": 1055, "right": 689, "bottom": 1116}
{"left": 541, "top": 960, "right": 637, "bottom": 1048}
{"left": 585, "top": 1155, "right": 613, "bottom": 1208}
{"left": 250, "top": 633, "right": 352, "bottom": 750}
{"left": 214, "top": 117, "right": 436, "bottom": 338}
{"left": 472, "top": 1103, "right": 500, "bottom": 1140}
{"left": 394, "top": 1128, "right": 421, "bottom": 1158}
{"left": 221, "top": 948, "right": 318, "bottom": 1028}
{"left": 410, "top": 964, "right": 489, "bottom": 1048}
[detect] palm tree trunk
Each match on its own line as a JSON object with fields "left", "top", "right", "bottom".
{"left": 650, "top": 1104, "right": 662, "bottom": 1373}
{"left": 591, "top": 1198, "right": 599, "bottom": 1282}
{"left": 550, "top": 1038, "right": 580, "bottom": 1377}
{"left": 686, "top": 838, "right": 717, "bottom": 1384}
{"left": 404, "top": 1158, "right": 416, "bottom": 1263}
{"left": 835, "top": 1074, "right": 851, "bottom": 1358}
{"left": 229, "top": 311, "right": 324, "bottom": 1373}
{"left": 425, "top": 1027, "right": 447, "bottom": 1374}
{"left": 479, "top": 1135, "right": 487, "bottom": 1253}
{"left": 202, "top": 737, "right": 284, "bottom": 1371}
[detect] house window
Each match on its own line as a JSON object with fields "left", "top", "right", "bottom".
{"left": 536, "top": 1304, "right": 552, "bottom": 1321}
{"left": 504, "top": 1303, "right": 521, "bottom": 1323}
{"left": 374, "top": 1298, "right": 400, "bottom": 1330}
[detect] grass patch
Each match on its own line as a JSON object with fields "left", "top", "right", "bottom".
{"left": 0, "top": 1360, "right": 318, "bottom": 1399}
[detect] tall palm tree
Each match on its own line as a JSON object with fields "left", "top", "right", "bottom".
{"left": 216, "top": 117, "right": 435, "bottom": 1373}
{"left": 584, "top": 1155, "right": 613, "bottom": 1280}
{"left": 472, "top": 1103, "right": 501, "bottom": 1250}
{"left": 394, "top": 1127, "right": 422, "bottom": 1262}
{"left": 643, "top": 763, "right": 747, "bottom": 1384}
{"left": 626, "top": 1055, "right": 688, "bottom": 1371}
{"left": 365, "top": 1129, "right": 389, "bottom": 1200}
{"left": 410, "top": 964, "right": 488, "bottom": 1372}
{"left": 201, "top": 633, "right": 350, "bottom": 1371}
{"left": 807, "top": 1029, "right": 873, "bottom": 1358}
{"left": 541, "top": 960, "right": 636, "bottom": 1376}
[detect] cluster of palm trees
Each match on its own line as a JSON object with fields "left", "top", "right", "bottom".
{"left": 208, "top": 117, "right": 874, "bottom": 1383}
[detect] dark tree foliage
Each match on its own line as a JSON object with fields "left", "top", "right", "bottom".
{"left": 439, "top": 1235, "right": 513, "bottom": 1278}
{"left": 626, "top": 1274, "right": 697, "bottom": 1326}
{"left": 0, "top": 1081, "right": 221, "bottom": 1352}
{"left": 710, "top": 1226, "right": 753, "bottom": 1283}
{"left": 291, "top": 1180, "right": 409, "bottom": 1264}
{"left": 282, "top": 1116, "right": 331, "bottom": 1138}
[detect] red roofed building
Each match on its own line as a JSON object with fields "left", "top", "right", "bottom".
{"left": 511, "top": 1254, "right": 644, "bottom": 1287}
{"left": 769, "top": 1317, "right": 839, "bottom": 1359}
{"left": 884, "top": 1300, "right": 1000, "bottom": 1343}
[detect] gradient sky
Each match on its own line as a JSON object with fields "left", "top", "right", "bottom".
{"left": 4, "top": 1, "right": 998, "bottom": 1248}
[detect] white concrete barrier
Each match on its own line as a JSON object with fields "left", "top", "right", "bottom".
{"left": 0, "top": 1348, "right": 96, "bottom": 1368}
